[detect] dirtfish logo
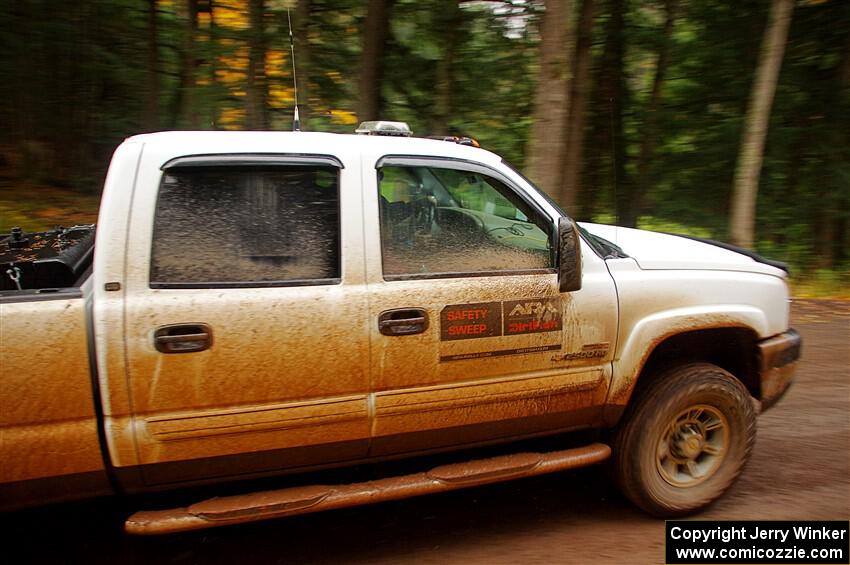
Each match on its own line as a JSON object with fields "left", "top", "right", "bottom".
{"left": 504, "top": 298, "right": 562, "bottom": 335}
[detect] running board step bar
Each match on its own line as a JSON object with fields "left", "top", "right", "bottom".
{"left": 126, "top": 443, "right": 611, "bottom": 535}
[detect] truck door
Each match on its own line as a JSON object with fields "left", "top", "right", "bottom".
{"left": 363, "top": 155, "right": 618, "bottom": 456}
{"left": 119, "top": 154, "right": 370, "bottom": 484}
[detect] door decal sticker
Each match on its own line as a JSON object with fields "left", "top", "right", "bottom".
{"left": 440, "top": 301, "right": 501, "bottom": 341}
{"left": 438, "top": 298, "right": 563, "bottom": 361}
{"left": 503, "top": 298, "right": 562, "bottom": 335}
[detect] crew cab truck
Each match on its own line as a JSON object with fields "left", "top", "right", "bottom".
{"left": 0, "top": 126, "right": 801, "bottom": 534}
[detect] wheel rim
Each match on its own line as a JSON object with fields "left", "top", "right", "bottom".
{"left": 656, "top": 404, "right": 729, "bottom": 487}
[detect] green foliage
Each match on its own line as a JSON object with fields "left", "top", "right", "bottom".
{"left": 635, "top": 216, "right": 714, "bottom": 239}
{"left": 0, "top": 0, "right": 846, "bottom": 278}
{"left": 0, "top": 184, "right": 99, "bottom": 233}
{"left": 790, "top": 269, "right": 850, "bottom": 300}
{"left": 0, "top": 0, "right": 150, "bottom": 189}
{"left": 450, "top": 5, "right": 536, "bottom": 166}
{"left": 583, "top": 0, "right": 849, "bottom": 272}
{"left": 301, "top": 0, "right": 364, "bottom": 131}
{"left": 381, "top": 0, "right": 536, "bottom": 166}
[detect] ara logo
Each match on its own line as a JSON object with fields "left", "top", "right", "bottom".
{"left": 504, "top": 298, "right": 562, "bottom": 335}
{"left": 508, "top": 301, "right": 560, "bottom": 318}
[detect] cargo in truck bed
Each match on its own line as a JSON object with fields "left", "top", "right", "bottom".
{"left": 0, "top": 225, "right": 95, "bottom": 291}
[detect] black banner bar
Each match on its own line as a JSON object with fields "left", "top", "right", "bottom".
{"left": 666, "top": 521, "right": 849, "bottom": 564}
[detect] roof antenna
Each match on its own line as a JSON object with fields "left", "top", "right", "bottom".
{"left": 609, "top": 96, "right": 619, "bottom": 247}
{"left": 287, "top": 9, "right": 301, "bottom": 132}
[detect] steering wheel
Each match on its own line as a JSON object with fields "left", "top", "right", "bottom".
{"left": 486, "top": 224, "right": 527, "bottom": 237}
{"left": 410, "top": 195, "right": 437, "bottom": 236}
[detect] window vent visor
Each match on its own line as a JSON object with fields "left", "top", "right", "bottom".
{"left": 161, "top": 154, "right": 344, "bottom": 170}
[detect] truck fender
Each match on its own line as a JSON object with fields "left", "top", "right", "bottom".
{"left": 606, "top": 304, "right": 768, "bottom": 410}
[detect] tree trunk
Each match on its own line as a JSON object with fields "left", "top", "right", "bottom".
{"left": 558, "top": 0, "right": 594, "bottom": 215}
{"left": 144, "top": 0, "right": 161, "bottom": 132}
{"left": 819, "top": 26, "right": 850, "bottom": 268}
{"left": 581, "top": 123, "right": 606, "bottom": 221}
{"left": 181, "top": 0, "right": 199, "bottom": 128}
{"left": 631, "top": 0, "right": 677, "bottom": 225}
{"left": 207, "top": 0, "right": 218, "bottom": 129}
{"left": 294, "top": 0, "right": 311, "bottom": 129}
{"left": 833, "top": 30, "right": 850, "bottom": 267}
{"left": 581, "top": 0, "right": 623, "bottom": 222}
{"left": 431, "top": 2, "right": 462, "bottom": 136}
{"left": 526, "top": 0, "right": 576, "bottom": 196}
{"left": 170, "top": 0, "right": 198, "bottom": 128}
{"left": 604, "top": 0, "right": 629, "bottom": 227}
{"left": 246, "top": 0, "right": 268, "bottom": 130}
{"left": 730, "top": 0, "right": 794, "bottom": 249}
{"left": 357, "top": 0, "right": 392, "bottom": 122}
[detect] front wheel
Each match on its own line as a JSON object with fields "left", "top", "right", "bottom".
{"left": 611, "top": 363, "right": 757, "bottom": 517}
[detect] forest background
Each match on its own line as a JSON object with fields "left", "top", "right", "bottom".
{"left": 0, "top": 0, "right": 847, "bottom": 296}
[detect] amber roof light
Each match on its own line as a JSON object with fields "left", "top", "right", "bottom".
{"left": 354, "top": 121, "right": 413, "bottom": 137}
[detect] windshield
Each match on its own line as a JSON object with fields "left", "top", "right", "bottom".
{"left": 500, "top": 158, "right": 627, "bottom": 259}
{"left": 579, "top": 227, "right": 628, "bottom": 259}
{"left": 430, "top": 168, "right": 531, "bottom": 222}
{"left": 500, "top": 158, "right": 567, "bottom": 217}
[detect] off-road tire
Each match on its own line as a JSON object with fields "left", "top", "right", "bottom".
{"left": 611, "top": 362, "right": 757, "bottom": 517}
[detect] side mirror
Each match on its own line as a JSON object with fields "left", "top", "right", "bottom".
{"left": 558, "top": 216, "right": 582, "bottom": 293}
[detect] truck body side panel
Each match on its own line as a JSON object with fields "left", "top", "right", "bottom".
{"left": 0, "top": 294, "right": 109, "bottom": 507}
{"left": 604, "top": 258, "right": 790, "bottom": 408}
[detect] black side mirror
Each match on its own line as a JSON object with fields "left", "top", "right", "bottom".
{"left": 558, "top": 216, "right": 582, "bottom": 292}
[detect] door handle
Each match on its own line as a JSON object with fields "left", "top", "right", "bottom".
{"left": 154, "top": 323, "right": 213, "bottom": 353}
{"left": 378, "top": 308, "right": 429, "bottom": 336}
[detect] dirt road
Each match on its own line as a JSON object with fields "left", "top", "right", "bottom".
{"left": 4, "top": 300, "right": 848, "bottom": 564}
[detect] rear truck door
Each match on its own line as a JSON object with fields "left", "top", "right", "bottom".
{"left": 114, "top": 150, "right": 370, "bottom": 485}
{"left": 362, "top": 154, "right": 619, "bottom": 456}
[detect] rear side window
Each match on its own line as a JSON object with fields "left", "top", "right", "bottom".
{"left": 150, "top": 166, "right": 340, "bottom": 287}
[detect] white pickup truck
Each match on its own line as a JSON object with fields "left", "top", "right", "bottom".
{"left": 0, "top": 125, "right": 800, "bottom": 534}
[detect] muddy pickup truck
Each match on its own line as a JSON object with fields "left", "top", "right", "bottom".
{"left": 0, "top": 124, "right": 800, "bottom": 534}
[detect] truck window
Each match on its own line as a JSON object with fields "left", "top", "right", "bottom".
{"left": 150, "top": 166, "right": 340, "bottom": 287}
{"left": 378, "top": 165, "right": 554, "bottom": 278}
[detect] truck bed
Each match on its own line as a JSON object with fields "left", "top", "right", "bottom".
{"left": 0, "top": 277, "right": 110, "bottom": 509}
